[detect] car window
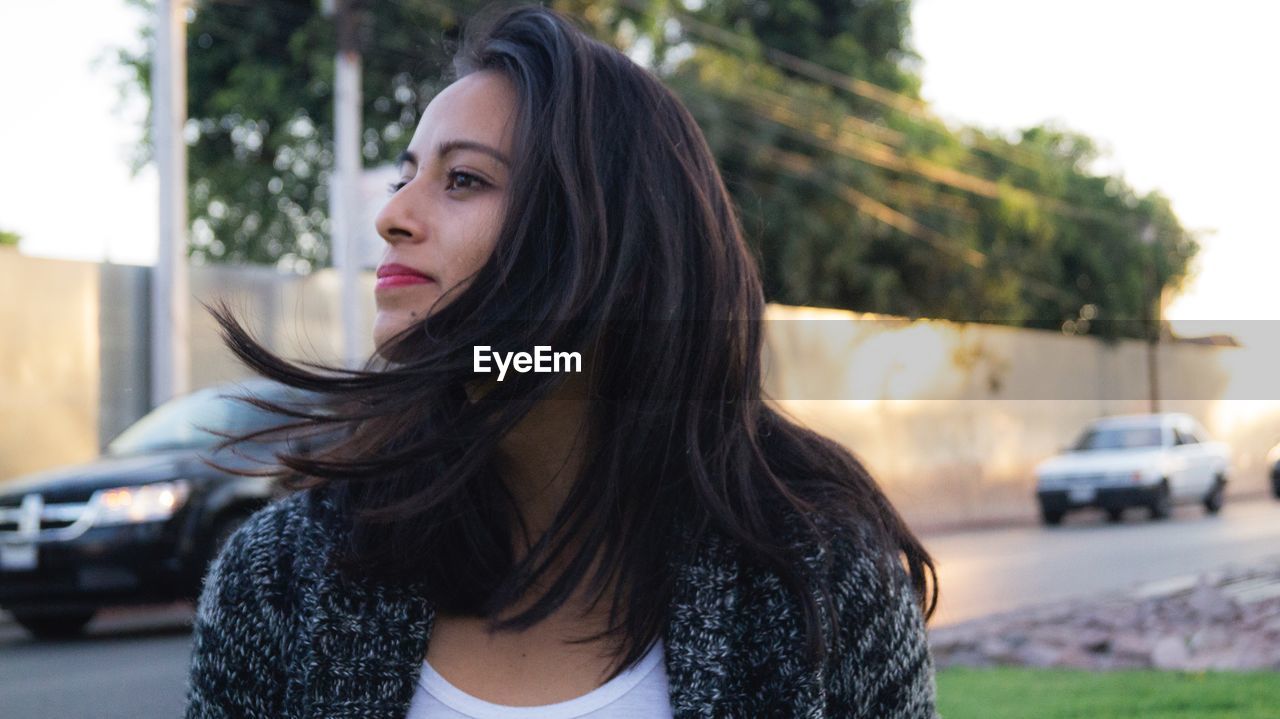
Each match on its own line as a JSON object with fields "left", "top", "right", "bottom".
{"left": 1073, "top": 425, "right": 1164, "bottom": 451}
{"left": 105, "top": 385, "right": 309, "bottom": 456}
{"left": 1174, "top": 427, "right": 1200, "bottom": 446}
{"left": 1190, "top": 422, "right": 1210, "bottom": 443}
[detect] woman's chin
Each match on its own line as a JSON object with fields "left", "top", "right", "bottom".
{"left": 372, "top": 316, "right": 420, "bottom": 363}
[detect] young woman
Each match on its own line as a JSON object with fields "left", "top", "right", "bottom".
{"left": 185, "top": 5, "right": 938, "bottom": 718}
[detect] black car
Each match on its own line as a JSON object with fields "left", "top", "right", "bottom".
{"left": 0, "top": 379, "right": 329, "bottom": 639}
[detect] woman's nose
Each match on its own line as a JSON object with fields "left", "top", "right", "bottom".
{"left": 375, "top": 191, "right": 423, "bottom": 246}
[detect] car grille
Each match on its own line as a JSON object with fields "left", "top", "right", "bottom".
{"left": 1060, "top": 471, "right": 1134, "bottom": 485}
{"left": 0, "top": 493, "right": 95, "bottom": 541}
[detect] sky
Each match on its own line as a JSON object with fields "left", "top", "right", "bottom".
{"left": 910, "top": 0, "right": 1280, "bottom": 324}
{"left": 1, "top": 1, "right": 1276, "bottom": 324}
{"left": 0, "top": 2, "right": 156, "bottom": 266}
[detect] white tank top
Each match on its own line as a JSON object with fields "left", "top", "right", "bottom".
{"left": 404, "top": 639, "right": 674, "bottom": 719}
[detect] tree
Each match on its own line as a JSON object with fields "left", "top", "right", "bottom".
{"left": 119, "top": 0, "right": 1197, "bottom": 338}
{"left": 961, "top": 125, "right": 1198, "bottom": 334}
{"left": 0, "top": 229, "right": 20, "bottom": 247}
{"left": 119, "top": 0, "right": 493, "bottom": 269}
{"left": 628, "top": 2, "right": 1197, "bottom": 332}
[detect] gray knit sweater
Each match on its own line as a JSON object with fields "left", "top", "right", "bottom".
{"left": 183, "top": 487, "right": 937, "bottom": 718}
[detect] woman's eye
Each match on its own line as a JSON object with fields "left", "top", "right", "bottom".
{"left": 388, "top": 171, "right": 487, "bottom": 196}
{"left": 446, "top": 170, "right": 486, "bottom": 192}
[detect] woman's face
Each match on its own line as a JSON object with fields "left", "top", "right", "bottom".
{"left": 373, "top": 70, "right": 517, "bottom": 352}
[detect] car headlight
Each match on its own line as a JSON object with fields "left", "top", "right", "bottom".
{"left": 92, "top": 480, "right": 191, "bottom": 525}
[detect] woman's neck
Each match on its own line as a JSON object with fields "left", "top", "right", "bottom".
{"left": 496, "top": 373, "right": 590, "bottom": 554}
{"left": 480, "top": 374, "right": 621, "bottom": 630}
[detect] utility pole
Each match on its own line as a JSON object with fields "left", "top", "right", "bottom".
{"left": 151, "top": 0, "right": 190, "bottom": 406}
{"left": 328, "top": 0, "right": 363, "bottom": 369}
{"left": 1140, "top": 224, "right": 1161, "bottom": 413}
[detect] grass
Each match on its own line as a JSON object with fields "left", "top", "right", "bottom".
{"left": 937, "top": 667, "right": 1280, "bottom": 718}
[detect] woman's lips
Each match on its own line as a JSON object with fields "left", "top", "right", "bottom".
{"left": 376, "top": 274, "right": 433, "bottom": 289}
{"left": 375, "top": 263, "right": 435, "bottom": 290}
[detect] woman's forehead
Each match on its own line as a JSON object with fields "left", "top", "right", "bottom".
{"left": 408, "top": 72, "right": 517, "bottom": 159}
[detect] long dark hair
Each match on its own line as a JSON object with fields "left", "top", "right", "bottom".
{"left": 213, "top": 3, "right": 936, "bottom": 679}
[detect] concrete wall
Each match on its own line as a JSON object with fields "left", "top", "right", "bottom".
{"left": 3, "top": 250, "right": 1278, "bottom": 528}
{"left": 0, "top": 249, "right": 101, "bottom": 480}
{"left": 98, "top": 263, "right": 151, "bottom": 446}
{"left": 0, "top": 251, "right": 374, "bottom": 480}
{"left": 186, "top": 263, "right": 376, "bottom": 388}
{"left": 763, "top": 305, "right": 1280, "bottom": 528}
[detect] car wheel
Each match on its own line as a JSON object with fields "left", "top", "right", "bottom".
{"left": 1105, "top": 507, "right": 1125, "bottom": 523}
{"left": 1040, "top": 506, "right": 1065, "bottom": 526}
{"left": 1148, "top": 481, "right": 1172, "bottom": 521}
{"left": 1202, "top": 475, "right": 1226, "bottom": 515}
{"left": 12, "top": 610, "right": 96, "bottom": 640}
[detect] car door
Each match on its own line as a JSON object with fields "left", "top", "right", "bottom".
{"left": 1189, "top": 419, "right": 1226, "bottom": 486}
{"left": 1172, "top": 423, "right": 1212, "bottom": 497}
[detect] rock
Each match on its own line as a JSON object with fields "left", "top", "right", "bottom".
{"left": 1186, "top": 581, "right": 1241, "bottom": 623}
{"left": 1188, "top": 626, "right": 1230, "bottom": 654}
{"left": 1055, "top": 646, "right": 1101, "bottom": 669}
{"left": 926, "top": 561, "right": 1280, "bottom": 671}
{"left": 978, "top": 637, "right": 1018, "bottom": 664}
{"left": 1013, "top": 642, "right": 1062, "bottom": 668}
{"left": 1110, "top": 632, "right": 1154, "bottom": 665}
{"left": 1151, "top": 635, "right": 1190, "bottom": 670}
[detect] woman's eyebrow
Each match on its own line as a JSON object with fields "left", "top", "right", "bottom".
{"left": 396, "top": 141, "right": 510, "bottom": 173}
{"left": 437, "top": 139, "right": 510, "bottom": 167}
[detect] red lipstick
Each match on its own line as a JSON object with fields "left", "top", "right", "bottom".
{"left": 376, "top": 262, "right": 434, "bottom": 290}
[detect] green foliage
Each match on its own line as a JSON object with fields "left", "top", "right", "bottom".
{"left": 119, "top": 0, "right": 490, "bottom": 269}
{"left": 636, "top": 1, "right": 1196, "bottom": 335}
{"left": 0, "top": 229, "right": 20, "bottom": 247}
{"left": 118, "top": 0, "right": 1198, "bottom": 338}
{"left": 938, "top": 667, "right": 1280, "bottom": 718}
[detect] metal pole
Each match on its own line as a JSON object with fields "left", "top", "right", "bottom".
{"left": 1140, "top": 224, "right": 1160, "bottom": 413}
{"left": 331, "top": 0, "right": 363, "bottom": 369}
{"left": 151, "top": 0, "right": 190, "bottom": 406}
{"left": 1146, "top": 263, "right": 1160, "bottom": 413}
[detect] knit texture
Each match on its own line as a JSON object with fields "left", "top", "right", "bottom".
{"left": 184, "top": 487, "right": 937, "bottom": 718}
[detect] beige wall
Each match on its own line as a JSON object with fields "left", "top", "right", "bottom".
{"left": 763, "top": 305, "right": 1280, "bottom": 527}
{"left": 3, "top": 251, "right": 1278, "bottom": 529}
{"left": 0, "top": 252, "right": 374, "bottom": 481}
{"left": 187, "top": 263, "right": 376, "bottom": 387}
{"left": 0, "top": 249, "right": 100, "bottom": 479}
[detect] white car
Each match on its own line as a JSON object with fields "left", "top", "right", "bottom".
{"left": 1035, "top": 413, "right": 1230, "bottom": 525}
{"left": 1266, "top": 442, "right": 1280, "bottom": 499}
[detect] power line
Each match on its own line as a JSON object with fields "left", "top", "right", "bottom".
{"left": 774, "top": 149, "right": 988, "bottom": 269}
{"left": 712, "top": 80, "right": 1128, "bottom": 227}
{"left": 656, "top": 2, "right": 1053, "bottom": 173}
{"left": 183, "top": 0, "right": 1096, "bottom": 309}
{"left": 725, "top": 134, "right": 1078, "bottom": 305}
{"left": 190, "top": 3, "right": 1079, "bottom": 294}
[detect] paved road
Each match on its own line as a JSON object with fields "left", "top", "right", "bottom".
{"left": 925, "top": 495, "right": 1280, "bottom": 626}
{"left": 2, "top": 496, "right": 1277, "bottom": 716}
{"left": 0, "top": 604, "right": 193, "bottom": 719}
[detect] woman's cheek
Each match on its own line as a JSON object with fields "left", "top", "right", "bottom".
{"left": 461, "top": 220, "right": 504, "bottom": 280}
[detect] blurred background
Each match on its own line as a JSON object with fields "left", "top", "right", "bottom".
{"left": 2, "top": 1, "right": 1279, "bottom": 717}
